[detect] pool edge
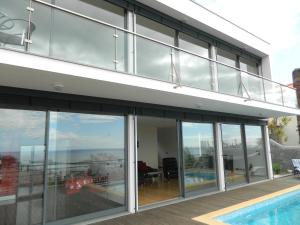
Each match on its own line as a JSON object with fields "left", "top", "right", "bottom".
{"left": 192, "top": 184, "right": 300, "bottom": 225}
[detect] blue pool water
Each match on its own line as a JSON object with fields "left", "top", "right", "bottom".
{"left": 217, "top": 189, "right": 300, "bottom": 225}
{"left": 185, "top": 172, "right": 216, "bottom": 180}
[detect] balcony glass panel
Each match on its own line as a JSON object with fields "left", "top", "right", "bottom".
{"left": 136, "top": 36, "right": 172, "bottom": 82}
{"left": 264, "top": 80, "right": 283, "bottom": 105}
{"left": 30, "top": 5, "right": 127, "bottom": 72}
{"left": 0, "top": 0, "right": 29, "bottom": 51}
{"left": 179, "top": 51, "right": 212, "bottom": 90}
{"left": 217, "top": 64, "right": 241, "bottom": 96}
{"left": 282, "top": 86, "right": 298, "bottom": 108}
{"left": 241, "top": 72, "right": 264, "bottom": 101}
{"left": 50, "top": 0, "right": 125, "bottom": 28}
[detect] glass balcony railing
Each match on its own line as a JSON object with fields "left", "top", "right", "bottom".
{"left": 1, "top": 0, "right": 298, "bottom": 109}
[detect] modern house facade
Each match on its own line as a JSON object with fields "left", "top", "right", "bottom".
{"left": 0, "top": 0, "right": 300, "bottom": 225}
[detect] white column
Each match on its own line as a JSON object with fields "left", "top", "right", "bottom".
{"left": 127, "top": 115, "right": 136, "bottom": 213}
{"left": 264, "top": 125, "right": 274, "bottom": 179}
{"left": 210, "top": 45, "right": 219, "bottom": 92}
{"left": 126, "top": 10, "right": 135, "bottom": 74}
{"left": 215, "top": 123, "right": 225, "bottom": 191}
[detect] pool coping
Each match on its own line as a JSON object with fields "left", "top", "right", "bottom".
{"left": 192, "top": 184, "right": 300, "bottom": 225}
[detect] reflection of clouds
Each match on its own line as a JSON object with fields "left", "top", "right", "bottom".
{"left": 0, "top": 109, "right": 45, "bottom": 136}
{"left": 49, "top": 128, "right": 124, "bottom": 150}
{"left": 79, "top": 114, "right": 120, "bottom": 123}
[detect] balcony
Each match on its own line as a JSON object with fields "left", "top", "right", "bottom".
{"left": 0, "top": 0, "right": 298, "bottom": 112}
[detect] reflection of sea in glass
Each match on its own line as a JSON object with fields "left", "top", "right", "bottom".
{"left": 47, "top": 112, "right": 126, "bottom": 222}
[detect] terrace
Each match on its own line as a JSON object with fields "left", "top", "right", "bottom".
{"left": 92, "top": 176, "right": 300, "bottom": 225}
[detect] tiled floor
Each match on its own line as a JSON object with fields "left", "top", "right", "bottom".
{"left": 92, "top": 176, "right": 300, "bottom": 225}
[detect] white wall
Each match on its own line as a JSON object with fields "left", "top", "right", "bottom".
{"left": 157, "top": 127, "right": 178, "bottom": 167}
{"left": 137, "top": 124, "right": 159, "bottom": 168}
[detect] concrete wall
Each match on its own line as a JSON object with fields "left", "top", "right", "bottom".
{"left": 270, "top": 139, "right": 300, "bottom": 171}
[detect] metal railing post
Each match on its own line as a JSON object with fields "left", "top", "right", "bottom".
{"left": 25, "top": 0, "right": 34, "bottom": 51}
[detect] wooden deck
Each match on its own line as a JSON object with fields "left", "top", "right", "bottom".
{"left": 93, "top": 176, "right": 300, "bottom": 225}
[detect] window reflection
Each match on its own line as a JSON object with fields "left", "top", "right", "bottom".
{"left": 0, "top": 109, "right": 46, "bottom": 225}
{"left": 46, "top": 112, "right": 126, "bottom": 222}
{"left": 221, "top": 124, "right": 247, "bottom": 187}
{"left": 182, "top": 122, "right": 218, "bottom": 195}
{"left": 49, "top": 0, "right": 125, "bottom": 28}
{"left": 245, "top": 125, "right": 268, "bottom": 182}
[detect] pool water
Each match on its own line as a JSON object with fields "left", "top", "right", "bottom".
{"left": 217, "top": 189, "right": 300, "bottom": 225}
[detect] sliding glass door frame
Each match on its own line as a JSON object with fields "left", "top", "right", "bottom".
{"left": 42, "top": 110, "right": 128, "bottom": 225}
{"left": 0, "top": 107, "right": 128, "bottom": 225}
{"left": 221, "top": 123, "right": 248, "bottom": 190}
{"left": 179, "top": 120, "right": 219, "bottom": 197}
{"left": 221, "top": 123, "right": 269, "bottom": 190}
{"left": 245, "top": 125, "right": 269, "bottom": 183}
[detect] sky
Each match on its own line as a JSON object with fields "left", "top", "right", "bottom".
{"left": 195, "top": 0, "right": 300, "bottom": 85}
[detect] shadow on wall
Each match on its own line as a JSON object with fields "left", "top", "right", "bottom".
{"left": 270, "top": 139, "right": 300, "bottom": 173}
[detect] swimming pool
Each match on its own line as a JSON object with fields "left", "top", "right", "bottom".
{"left": 216, "top": 188, "right": 300, "bottom": 225}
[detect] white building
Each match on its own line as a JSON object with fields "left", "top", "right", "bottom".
{"left": 0, "top": 0, "right": 299, "bottom": 225}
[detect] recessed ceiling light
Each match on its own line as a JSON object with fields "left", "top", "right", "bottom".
{"left": 53, "top": 83, "right": 64, "bottom": 91}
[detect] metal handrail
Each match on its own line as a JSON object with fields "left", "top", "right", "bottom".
{"left": 32, "top": 0, "right": 295, "bottom": 92}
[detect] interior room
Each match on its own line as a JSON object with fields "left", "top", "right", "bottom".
{"left": 137, "top": 116, "right": 180, "bottom": 206}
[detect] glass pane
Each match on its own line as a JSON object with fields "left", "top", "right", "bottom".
{"left": 46, "top": 112, "right": 126, "bottom": 223}
{"left": 245, "top": 126, "right": 268, "bottom": 182}
{"left": 264, "top": 80, "right": 283, "bottom": 105}
{"left": 50, "top": 0, "right": 125, "bottom": 28}
{"left": 182, "top": 122, "right": 218, "bottom": 195}
{"left": 241, "top": 72, "right": 264, "bottom": 101}
{"left": 217, "top": 64, "right": 241, "bottom": 96}
{"left": 136, "top": 15, "right": 175, "bottom": 45}
{"left": 179, "top": 51, "right": 212, "bottom": 91}
{"left": 0, "top": 109, "right": 46, "bottom": 225}
{"left": 217, "top": 49, "right": 236, "bottom": 67}
{"left": 0, "top": 0, "right": 29, "bottom": 51}
{"left": 29, "top": 2, "right": 51, "bottom": 56}
{"left": 31, "top": 5, "right": 128, "bottom": 72}
{"left": 179, "top": 33, "right": 209, "bottom": 58}
{"left": 240, "top": 57, "right": 259, "bottom": 75}
{"left": 136, "top": 36, "right": 172, "bottom": 82}
{"left": 221, "top": 124, "right": 247, "bottom": 187}
{"left": 282, "top": 86, "right": 298, "bottom": 108}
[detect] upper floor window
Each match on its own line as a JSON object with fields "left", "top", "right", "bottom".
{"left": 217, "top": 48, "right": 237, "bottom": 67}
{"left": 240, "top": 57, "right": 259, "bottom": 75}
{"left": 48, "top": 0, "right": 125, "bottom": 28}
{"left": 136, "top": 15, "right": 175, "bottom": 45}
{"left": 178, "top": 33, "right": 209, "bottom": 58}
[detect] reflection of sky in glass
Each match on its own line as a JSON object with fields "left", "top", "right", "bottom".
{"left": 182, "top": 122, "right": 214, "bottom": 148}
{"left": 222, "top": 124, "right": 242, "bottom": 146}
{"left": 49, "top": 112, "right": 124, "bottom": 151}
{"left": 0, "top": 109, "right": 46, "bottom": 153}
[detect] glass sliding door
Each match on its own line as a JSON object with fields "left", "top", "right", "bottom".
{"left": 46, "top": 112, "right": 126, "bottom": 223}
{"left": 245, "top": 125, "right": 268, "bottom": 182}
{"left": 0, "top": 108, "right": 46, "bottom": 225}
{"left": 221, "top": 124, "right": 247, "bottom": 188}
{"left": 182, "top": 122, "right": 218, "bottom": 196}
{"left": 137, "top": 116, "right": 180, "bottom": 206}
